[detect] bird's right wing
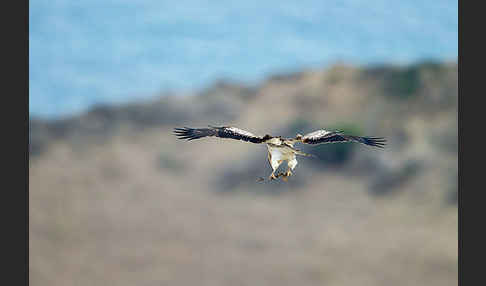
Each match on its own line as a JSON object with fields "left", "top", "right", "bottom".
{"left": 299, "top": 129, "right": 386, "bottom": 148}
{"left": 173, "top": 126, "right": 266, "bottom": 144}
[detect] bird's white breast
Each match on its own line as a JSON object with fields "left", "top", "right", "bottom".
{"left": 268, "top": 145, "right": 295, "bottom": 161}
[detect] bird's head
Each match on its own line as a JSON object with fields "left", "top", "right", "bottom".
{"left": 295, "top": 133, "right": 303, "bottom": 140}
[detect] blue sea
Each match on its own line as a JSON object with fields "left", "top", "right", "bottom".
{"left": 29, "top": 0, "right": 457, "bottom": 118}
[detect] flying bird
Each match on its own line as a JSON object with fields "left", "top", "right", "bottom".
{"left": 173, "top": 125, "right": 386, "bottom": 181}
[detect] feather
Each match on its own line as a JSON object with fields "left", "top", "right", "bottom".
{"left": 300, "top": 129, "right": 386, "bottom": 148}
{"left": 173, "top": 126, "right": 266, "bottom": 144}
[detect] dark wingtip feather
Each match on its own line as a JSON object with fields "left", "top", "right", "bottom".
{"left": 173, "top": 126, "right": 214, "bottom": 141}
{"left": 362, "top": 136, "right": 387, "bottom": 148}
{"left": 173, "top": 127, "right": 196, "bottom": 141}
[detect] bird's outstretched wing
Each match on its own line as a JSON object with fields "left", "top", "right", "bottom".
{"left": 298, "top": 130, "right": 386, "bottom": 148}
{"left": 173, "top": 126, "right": 266, "bottom": 144}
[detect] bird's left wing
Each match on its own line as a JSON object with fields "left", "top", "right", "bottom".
{"left": 173, "top": 126, "right": 265, "bottom": 144}
{"left": 298, "top": 129, "right": 386, "bottom": 148}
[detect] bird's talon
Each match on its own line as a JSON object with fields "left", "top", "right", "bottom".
{"left": 285, "top": 170, "right": 293, "bottom": 178}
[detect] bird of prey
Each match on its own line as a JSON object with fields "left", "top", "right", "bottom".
{"left": 173, "top": 125, "right": 386, "bottom": 181}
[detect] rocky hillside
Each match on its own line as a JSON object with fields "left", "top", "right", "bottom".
{"left": 29, "top": 61, "right": 458, "bottom": 286}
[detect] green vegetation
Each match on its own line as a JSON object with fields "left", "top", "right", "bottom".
{"left": 387, "top": 66, "right": 421, "bottom": 98}
{"left": 367, "top": 60, "right": 446, "bottom": 100}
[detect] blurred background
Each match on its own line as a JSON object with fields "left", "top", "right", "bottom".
{"left": 29, "top": 0, "right": 458, "bottom": 285}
